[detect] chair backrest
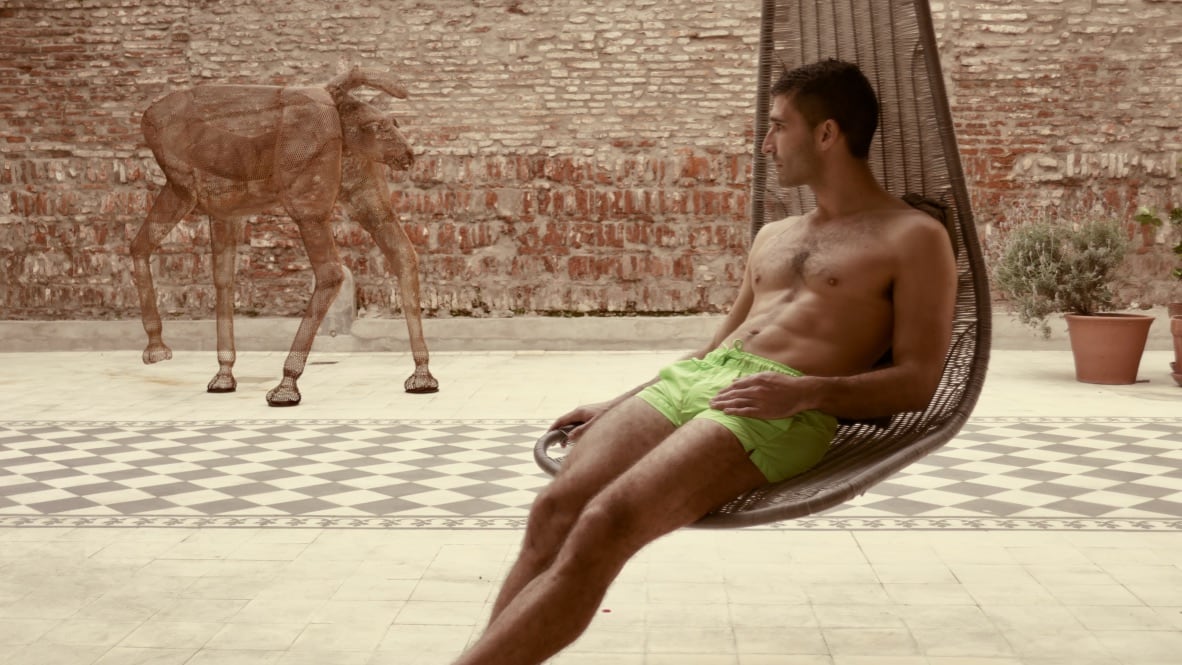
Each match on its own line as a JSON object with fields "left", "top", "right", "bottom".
{"left": 699, "top": 0, "right": 992, "bottom": 527}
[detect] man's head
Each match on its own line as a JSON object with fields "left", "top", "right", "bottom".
{"left": 768, "top": 59, "right": 879, "bottom": 161}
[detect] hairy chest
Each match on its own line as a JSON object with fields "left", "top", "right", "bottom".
{"left": 751, "top": 222, "right": 896, "bottom": 297}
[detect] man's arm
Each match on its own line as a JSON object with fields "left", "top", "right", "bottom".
{"left": 692, "top": 240, "right": 759, "bottom": 357}
{"left": 815, "top": 216, "right": 957, "bottom": 416}
{"left": 711, "top": 215, "right": 957, "bottom": 421}
{"left": 550, "top": 224, "right": 769, "bottom": 434}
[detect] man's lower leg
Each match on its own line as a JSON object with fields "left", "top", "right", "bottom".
{"left": 488, "top": 546, "right": 551, "bottom": 624}
{"left": 456, "top": 552, "right": 625, "bottom": 665}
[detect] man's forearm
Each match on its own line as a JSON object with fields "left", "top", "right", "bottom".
{"left": 801, "top": 367, "right": 939, "bottom": 420}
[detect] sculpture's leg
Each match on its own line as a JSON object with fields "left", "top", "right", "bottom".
{"left": 369, "top": 218, "right": 438, "bottom": 394}
{"left": 130, "top": 182, "right": 195, "bottom": 365}
{"left": 265, "top": 219, "right": 345, "bottom": 407}
{"left": 207, "top": 217, "right": 240, "bottom": 393}
{"left": 343, "top": 189, "right": 438, "bottom": 394}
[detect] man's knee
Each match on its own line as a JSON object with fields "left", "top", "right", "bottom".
{"left": 523, "top": 484, "right": 583, "bottom": 555}
{"left": 559, "top": 496, "right": 642, "bottom": 570}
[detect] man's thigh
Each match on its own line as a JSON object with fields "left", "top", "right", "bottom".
{"left": 589, "top": 418, "right": 767, "bottom": 541}
{"left": 554, "top": 397, "right": 677, "bottom": 500}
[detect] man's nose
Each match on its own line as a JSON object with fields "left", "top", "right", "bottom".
{"left": 761, "top": 131, "right": 774, "bottom": 154}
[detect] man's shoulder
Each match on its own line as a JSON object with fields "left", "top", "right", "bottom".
{"left": 895, "top": 206, "right": 948, "bottom": 229}
{"left": 900, "top": 193, "right": 950, "bottom": 226}
{"left": 758, "top": 214, "right": 806, "bottom": 235}
{"left": 765, "top": 214, "right": 805, "bottom": 227}
{"left": 885, "top": 205, "right": 958, "bottom": 263}
{"left": 877, "top": 203, "right": 951, "bottom": 242}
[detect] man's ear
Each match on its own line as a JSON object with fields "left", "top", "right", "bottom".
{"left": 816, "top": 118, "right": 840, "bottom": 151}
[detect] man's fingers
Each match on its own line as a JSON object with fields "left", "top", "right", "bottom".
{"left": 723, "top": 376, "right": 768, "bottom": 393}
{"left": 564, "top": 423, "right": 589, "bottom": 444}
{"left": 713, "top": 385, "right": 755, "bottom": 403}
{"left": 732, "top": 372, "right": 788, "bottom": 388}
{"left": 710, "top": 395, "right": 746, "bottom": 411}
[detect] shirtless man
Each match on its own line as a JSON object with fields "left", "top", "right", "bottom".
{"left": 452, "top": 59, "right": 957, "bottom": 665}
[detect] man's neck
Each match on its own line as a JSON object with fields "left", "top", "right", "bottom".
{"left": 808, "top": 161, "right": 897, "bottom": 221}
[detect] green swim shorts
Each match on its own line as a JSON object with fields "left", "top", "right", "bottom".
{"left": 637, "top": 341, "right": 837, "bottom": 483}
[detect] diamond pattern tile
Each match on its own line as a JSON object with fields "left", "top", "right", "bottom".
{"left": 0, "top": 417, "right": 1179, "bottom": 529}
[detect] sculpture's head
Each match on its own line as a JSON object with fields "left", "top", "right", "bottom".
{"left": 338, "top": 98, "right": 414, "bottom": 170}
{"left": 326, "top": 66, "right": 415, "bottom": 170}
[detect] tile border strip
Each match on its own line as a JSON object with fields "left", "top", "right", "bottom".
{"left": 2, "top": 416, "right": 1182, "bottom": 428}
{"left": 1, "top": 515, "right": 1179, "bottom": 531}
{"left": 0, "top": 418, "right": 553, "bottom": 427}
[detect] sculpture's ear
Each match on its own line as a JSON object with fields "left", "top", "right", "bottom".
{"left": 326, "top": 66, "right": 408, "bottom": 106}
{"left": 358, "top": 73, "right": 408, "bottom": 100}
{"left": 325, "top": 66, "right": 362, "bottom": 105}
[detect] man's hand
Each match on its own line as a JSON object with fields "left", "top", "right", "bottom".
{"left": 549, "top": 401, "right": 614, "bottom": 443}
{"left": 709, "top": 371, "right": 814, "bottom": 419}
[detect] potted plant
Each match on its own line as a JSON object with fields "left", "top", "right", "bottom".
{"left": 1161, "top": 206, "right": 1182, "bottom": 385}
{"left": 1172, "top": 313, "right": 1182, "bottom": 387}
{"left": 1134, "top": 205, "right": 1182, "bottom": 273}
{"left": 1134, "top": 205, "right": 1163, "bottom": 254}
{"left": 1165, "top": 206, "right": 1182, "bottom": 310}
{"left": 992, "top": 210, "right": 1154, "bottom": 384}
{"left": 1130, "top": 204, "right": 1182, "bottom": 385}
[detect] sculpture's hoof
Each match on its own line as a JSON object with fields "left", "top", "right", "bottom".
{"left": 207, "top": 375, "right": 237, "bottom": 393}
{"left": 266, "top": 386, "right": 302, "bottom": 407}
{"left": 142, "top": 344, "right": 173, "bottom": 365}
{"left": 404, "top": 372, "right": 439, "bottom": 394}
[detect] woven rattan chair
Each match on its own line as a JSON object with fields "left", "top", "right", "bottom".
{"left": 535, "top": 0, "right": 991, "bottom": 528}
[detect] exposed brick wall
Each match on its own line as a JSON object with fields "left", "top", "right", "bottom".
{"left": 1, "top": 0, "right": 1180, "bottom": 321}
{"left": 934, "top": 0, "right": 1182, "bottom": 216}
{"left": 934, "top": 0, "right": 1182, "bottom": 304}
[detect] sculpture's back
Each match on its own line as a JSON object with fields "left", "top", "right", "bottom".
{"left": 141, "top": 85, "right": 343, "bottom": 219}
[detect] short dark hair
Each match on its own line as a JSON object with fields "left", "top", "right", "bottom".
{"left": 770, "top": 59, "right": 878, "bottom": 159}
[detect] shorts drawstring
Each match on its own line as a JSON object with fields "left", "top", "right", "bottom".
{"left": 705, "top": 340, "right": 802, "bottom": 377}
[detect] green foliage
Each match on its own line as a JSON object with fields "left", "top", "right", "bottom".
{"left": 1172, "top": 207, "right": 1182, "bottom": 281}
{"left": 992, "top": 216, "right": 1129, "bottom": 337}
{"left": 1135, "top": 206, "right": 1164, "bottom": 227}
{"left": 1133, "top": 204, "right": 1182, "bottom": 282}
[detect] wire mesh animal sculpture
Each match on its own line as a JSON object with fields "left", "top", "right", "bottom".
{"left": 131, "top": 66, "right": 438, "bottom": 406}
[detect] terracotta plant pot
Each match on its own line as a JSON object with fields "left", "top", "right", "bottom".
{"left": 1170, "top": 305, "right": 1182, "bottom": 378}
{"left": 1172, "top": 315, "right": 1182, "bottom": 387}
{"left": 1064, "top": 313, "right": 1155, "bottom": 385}
{"left": 1137, "top": 223, "right": 1155, "bottom": 254}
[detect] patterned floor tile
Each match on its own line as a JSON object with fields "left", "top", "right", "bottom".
{"left": 0, "top": 417, "right": 1180, "bottom": 530}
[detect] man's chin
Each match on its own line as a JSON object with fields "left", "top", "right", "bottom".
{"left": 774, "top": 170, "right": 802, "bottom": 188}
